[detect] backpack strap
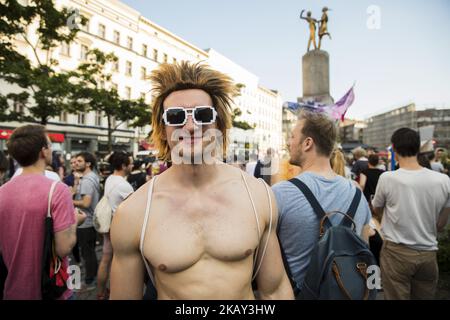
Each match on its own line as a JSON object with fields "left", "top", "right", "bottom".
{"left": 340, "top": 188, "right": 362, "bottom": 228}
{"left": 288, "top": 178, "right": 332, "bottom": 229}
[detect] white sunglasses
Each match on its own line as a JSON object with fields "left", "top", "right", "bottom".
{"left": 163, "top": 106, "right": 217, "bottom": 127}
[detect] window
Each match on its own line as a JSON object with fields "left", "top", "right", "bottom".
{"left": 153, "top": 49, "right": 158, "bottom": 61}
{"left": 113, "top": 30, "right": 120, "bottom": 45}
{"left": 163, "top": 53, "right": 168, "bottom": 63}
{"left": 78, "top": 112, "right": 86, "bottom": 125}
{"left": 125, "top": 61, "right": 132, "bottom": 76}
{"left": 140, "top": 66, "right": 146, "bottom": 80}
{"left": 142, "top": 44, "right": 148, "bottom": 57}
{"left": 127, "top": 36, "right": 133, "bottom": 50}
{"left": 80, "top": 44, "right": 89, "bottom": 60}
{"left": 111, "top": 83, "right": 118, "bottom": 92}
{"left": 60, "top": 112, "right": 68, "bottom": 123}
{"left": 98, "top": 24, "right": 106, "bottom": 38}
{"left": 140, "top": 92, "right": 146, "bottom": 101}
{"left": 81, "top": 19, "right": 89, "bottom": 32}
{"left": 99, "top": 80, "right": 105, "bottom": 89}
{"left": 14, "top": 101, "right": 24, "bottom": 114}
{"left": 125, "top": 86, "right": 131, "bottom": 100}
{"left": 172, "top": 57, "right": 177, "bottom": 64}
{"left": 60, "top": 42, "right": 70, "bottom": 57}
{"left": 95, "top": 111, "right": 102, "bottom": 126}
{"left": 111, "top": 116, "right": 116, "bottom": 128}
{"left": 112, "top": 58, "right": 119, "bottom": 72}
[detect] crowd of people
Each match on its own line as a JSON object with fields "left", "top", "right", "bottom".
{"left": 0, "top": 61, "right": 449, "bottom": 300}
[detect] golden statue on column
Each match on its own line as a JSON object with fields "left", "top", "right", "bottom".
{"left": 300, "top": 7, "right": 332, "bottom": 52}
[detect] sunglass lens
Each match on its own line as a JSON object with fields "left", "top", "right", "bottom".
{"left": 194, "top": 107, "right": 214, "bottom": 124}
{"left": 166, "top": 109, "right": 185, "bottom": 125}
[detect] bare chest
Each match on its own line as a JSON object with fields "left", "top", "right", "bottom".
{"left": 142, "top": 188, "right": 262, "bottom": 273}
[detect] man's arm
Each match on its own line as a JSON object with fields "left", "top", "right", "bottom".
{"left": 73, "top": 194, "right": 92, "bottom": 209}
{"left": 359, "top": 173, "right": 367, "bottom": 191}
{"left": 54, "top": 224, "right": 77, "bottom": 258}
{"left": 255, "top": 187, "right": 294, "bottom": 300}
{"left": 110, "top": 203, "right": 145, "bottom": 299}
{"left": 437, "top": 207, "right": 450, "bottom": 232}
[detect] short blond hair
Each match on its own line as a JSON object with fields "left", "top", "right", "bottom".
{"left": 352, "top": 147, "right": 367, "bottom": 159}
{"left": 149, "top": 61, "right": 237, "bottom": 161}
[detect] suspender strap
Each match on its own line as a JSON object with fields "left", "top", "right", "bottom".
{"left": 288, "top": 178, "right": 332, "bottom": 229}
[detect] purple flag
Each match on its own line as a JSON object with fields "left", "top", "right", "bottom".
{"left": 282, "top": 85, "right": 355, "bottom": 121}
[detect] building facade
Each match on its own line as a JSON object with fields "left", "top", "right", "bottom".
{"left": 364, "top": 103, "right": 450, "bottom": 150}
{"left": 339, "top": 119, "right": 367, "bottom": 144}
{"left": 206, "top": 49, "right": 283, "bottom": 159}
{"left": 1, "top": 0, "right": 284, "bottom": 162}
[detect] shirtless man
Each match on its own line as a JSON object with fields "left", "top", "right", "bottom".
{"left": 110, "top": 61, "right": 293, "bottom": 300}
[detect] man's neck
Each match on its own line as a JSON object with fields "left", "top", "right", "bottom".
{"left": 21, "top": 160, "right": 46, "bottom": 175}
{"left": 398, "top": 155, "right": 422, "bottom": 170}
{"left": 300, "top": 155, "right": 336, "bottom": 179}
{"left": 113, "top": 170, "right": 126, "bottom": 178}
{"left": 170, "top": 162, "right": 222, "bottom": 188}
{"left": 81, "top": 168, "right": 92, "bottom": 176}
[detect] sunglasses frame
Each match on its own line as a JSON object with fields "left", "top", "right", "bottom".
{"left": 163, "top": 106, "right": 218, "bottom": 127}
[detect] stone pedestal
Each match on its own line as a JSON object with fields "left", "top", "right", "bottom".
{"left": 299, "top": 49, "right": 333, "bottom": 105}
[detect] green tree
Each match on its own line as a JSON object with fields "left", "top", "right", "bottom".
{"left": 0, "top": 0, "right": 86, "bottom": 124}
{"left": 231, "top": 83, "right": 254, "bottom": 130}
{"left": 71, "top": 49, "right": 151, "bottom": 153}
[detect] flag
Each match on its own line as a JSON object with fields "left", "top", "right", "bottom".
{"left": 282, "top": 85, "right": 355, "bottom": 122}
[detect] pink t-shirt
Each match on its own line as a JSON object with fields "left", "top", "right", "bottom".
{"left": 0, "top": 174, "right": 76, "bottom": 300}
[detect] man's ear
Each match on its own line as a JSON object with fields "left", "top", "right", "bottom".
{"left": 303, "top": 137, "right": 314, "bottom": 152}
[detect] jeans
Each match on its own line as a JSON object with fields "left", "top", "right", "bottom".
{"left": 77, "top": 227, "right": 98, "bottom": 284}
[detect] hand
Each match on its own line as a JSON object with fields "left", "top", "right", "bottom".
{"left": 75, "top": 208, "right": 87, "bottom": 226}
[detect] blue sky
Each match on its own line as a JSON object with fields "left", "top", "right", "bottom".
{"left": 121, "top": 0, "right": 450, "bottom": 119}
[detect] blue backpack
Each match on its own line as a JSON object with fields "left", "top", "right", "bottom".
{"left": 285, "top": 178, "right": 377, "bottom": 300}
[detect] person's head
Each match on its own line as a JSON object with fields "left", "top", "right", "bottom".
{"left": 352, "top": 147, "right": 367, "bottom": 161}
{"left": 265, "top": 148, "right": 275, "bottom": 158}
{"left": 0, "top": 151, "right": 8, "bottom": 181}
{"left": 108, "top": 151, "right": 133, "bottom": 175}
{"left": 287, "top": 110, "right": 337, "bottom": 167}
{"left": 75, "top": 152, "right": 96, "bottom": 173}
{"left": 7, "top": 124, "right": 52, "bottom": 168}
{"left": 150, "top": 61, "right": 236, "bottom": 164}
{"left": 435, "top": 148, "right": 445, "bottom": 161}
{"left": 51, "top": 151, "right": 62, "bottom": 171}
{"left": 391, "top": 128, "right": 420, "bottom": 159}
{"left": 418, "top": 153, "right": 432, "bottom": 169}
{"left": 367, "top": 148, "right": 376, "bottom": 156}
{"left": 307, "top": 11, "right": 312, "bottom": 17}
{"left": 69, "top": 156, "right": 77, "bottom": 171}
{"left": 368, "top": 154, "right": 379, "bottom": 168}
{"left": 330, "top": 148, "right": 346, "bottom": 177}
{"left": 322, "top": 7, "right": 329, "bottom": 13}
{"left": 132, "top": 159, "right": 143, "bottom": 171}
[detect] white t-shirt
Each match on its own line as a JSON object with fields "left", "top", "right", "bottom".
{"left": 372, "top": 168, "right": 450, "bottom": 250}
{"left": 245, "top": 161, "right": 257, "bottom": 176}
{"left": 13, "top": 168, "right": 60, "bottom": 181}
{"left": 104, "top": 175, "right": 134, "bottom": 215}
{"left": 431, "top": 161, "right": 445, "bottom": 173}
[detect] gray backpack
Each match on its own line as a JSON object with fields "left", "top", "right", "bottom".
{"left": 286, "top": 178, "right": 377, "bottom": 300}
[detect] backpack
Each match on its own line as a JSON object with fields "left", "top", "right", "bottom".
{"left": 93, "top": 181, "right": 120, "bottom": 234}
{"left": 285, "top": 178, "right": 377, "bottom": 300}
